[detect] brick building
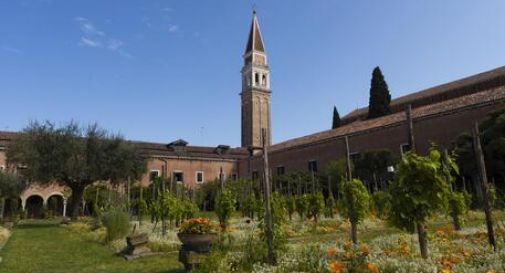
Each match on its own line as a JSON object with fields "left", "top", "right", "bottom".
{"left": 0, "top": 11, "right": 504, "bottom": 217}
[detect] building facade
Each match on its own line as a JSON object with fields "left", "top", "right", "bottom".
{"left": 0, "top": 11, "right": 504, "bottom": 218}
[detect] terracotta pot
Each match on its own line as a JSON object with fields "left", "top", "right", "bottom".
{"left": 177, "top": 232, "right": 217, "bottom": 252}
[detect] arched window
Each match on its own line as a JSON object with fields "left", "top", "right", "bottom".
{"left": 255, "top": 73, "right": 259, "bottom": 85}
{"left": 262, "top": 74, "right": 267, "bottom": 86}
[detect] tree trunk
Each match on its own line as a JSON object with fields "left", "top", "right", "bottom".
{"left": 417, "top": 223, "right": 428, "bottom": 259}
{"left": 451, "top": 208, "right": 462, "bottom": 231}
{"left": 68, "top": 185, "right": 85, "bottom": 220}
{"left": 351, "top": 220, "right": 358, "bottom": 245}
{"left": 0, "top": 197, "right": 5, "bottom": 221}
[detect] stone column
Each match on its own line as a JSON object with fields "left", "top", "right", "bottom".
{"left": 63, "top": 198, "right": 67, "bottom": 217}
{"left": 21, "top": 198, "right": 26, "bottom": 211}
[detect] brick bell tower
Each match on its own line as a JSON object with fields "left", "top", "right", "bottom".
{"left": 241, "top": 10, "right": 272, "bottom": 148}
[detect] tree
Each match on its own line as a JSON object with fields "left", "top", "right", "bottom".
{"left": 332, "top": 106, "right": 341, "bottom": 129}
{"left": 354, "top": 150, "right": 395, "bottom": 191}
{"left": 338, "top": 179, "right": 370, "bottom": 244}
{"left": 453, "top": 109, "right": 505, "bottom": 206}
{"left": 7, "top": 121, "right": 147, "bottom": 219}
{"left": 389, "top": 148, "right": 451, "bottom": 259}
{"left": 0, "top": 171, "right": 27, "bottom": 220}
{"left": 367, "top": 66, "right": 391, "bottom": 119}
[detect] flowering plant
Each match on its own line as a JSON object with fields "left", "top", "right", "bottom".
{"left": 179, "top": 217, "right": 216, "bottom": 234}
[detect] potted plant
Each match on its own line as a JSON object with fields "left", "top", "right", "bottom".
{"left": 177, "top": 217, "right": 217, "bottom": 252}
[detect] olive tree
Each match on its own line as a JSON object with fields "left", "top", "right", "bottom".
{"left": 0, "top": 171, "right": 27, "bottom": 220}
{"left": 7, "top": 121, "right": 146, "bottom": 219}
{"left": 389, "top": 148, "right": 451, "bottom": 259}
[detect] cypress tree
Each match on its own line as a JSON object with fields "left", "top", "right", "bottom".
{"left": 367, "top": 66, "right": 391, "bottom": 119}
{"left": 332, "top": 106, "right": 341, "bottom": 129}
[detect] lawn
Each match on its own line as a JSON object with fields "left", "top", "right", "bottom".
{"left": 0, "top": 220, "right": 184, "bottom": 273}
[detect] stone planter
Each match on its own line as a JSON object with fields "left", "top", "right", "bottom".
{"left": 177, "top": 232, "right": 217, "bottom": 252}
{"left": 177, "top": 233, "right": 217, "bottom": 271}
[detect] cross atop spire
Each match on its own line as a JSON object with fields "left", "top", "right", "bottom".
{"left": 245, "top": 10, "right": 265, "bottom": 54}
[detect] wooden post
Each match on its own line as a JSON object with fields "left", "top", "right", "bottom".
{"left": 127, "top": 177, "right": 131, "bottom": 215}
{"left": 139, "top": 186, "right": 143, "bottom": 226}
{"left": 472, "top": 123, "right": 497, "bottom": 251}
{"left": 406, "top": 104, "right": 416, "bottom": 153}
{"left": 261, "top": 129, "right": 276, "bottom": 265}
{"left": 219, "top": 167, "right": 224, "bottom": 191}
{"left": 345, "top": 136, "right": 352, "bottom": 180}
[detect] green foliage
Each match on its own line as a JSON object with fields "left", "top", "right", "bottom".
{"left": 285, "top": 195, "right": 296, "bottom": 220}
{"left": 389, "top": 148, "right": 451, "bottom": 232}
{"left": 371, "top": 191, "right": 392, "bottom": 219}
{"left": 448, "top": 191, "right": 468, "bottom": 227}
{"left": 332, "top": 106, "right": 341, "bottom": 129}
{"left": 0, "top": 172, "right": 26, "bottom": 199}
{"left": 137, "top": 199, "right": 148, "bottom": 217}
{"left": 354, "top": 150, "right": 395, "bottom": 190}
{"left": 324, "top": 159, "right": 347, "bottom": 187}
{"left": 339, "top": 179, "right": 370, "bottom": 225}
{"left": 240, "top": 194, "right": 256, "bottom": 218}
{"left": 367, "top": 66, "right": 391, "bottom": 119}
{"left": 295, "top": 194, "right": 309, "bottom": 219}
{"left": 307, "top": 192, "right": 325, "bottom": 222}
{"left": 215, "top": 189, "right": 235, "bottom": 229}
{"left": 7, "top": 121, "right": 146, "bottom": 218}
{"left": 101, "top": 207, "right": 130, "bottom": 242}
{"left": 324, "top": 194, "right": 336, "bottom": 218}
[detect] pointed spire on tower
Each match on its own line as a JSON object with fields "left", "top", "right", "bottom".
{"left": 245, "top": 10, "right": 265, "bottom": 54}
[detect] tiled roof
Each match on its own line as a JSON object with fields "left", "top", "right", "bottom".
{"left": 270, "top": 86, "right": 505, "bottom": 153}
{"left": 342, "top": 66, "right": 505, "bottom": 123}
{"left": 0, "top": 131, "right": 248, "bottom": 160}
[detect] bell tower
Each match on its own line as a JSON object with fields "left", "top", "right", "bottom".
{"left": 241, "top": 10, "right": 271, "bottom": 148}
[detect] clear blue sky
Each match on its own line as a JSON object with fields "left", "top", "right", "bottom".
{"left": 1, "top": 1, "right": 504, "bottom": 147}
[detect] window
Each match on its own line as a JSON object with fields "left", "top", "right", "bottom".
{"left": 255, "top": 73, "right": 259, "bottom": 85}
{"left": 252, "top": 171, "right": 259, "bottom": 180}
{"left": 149, "top": 170, "right": 160, "bottom": 182}
{"left": 262, "top": 74, "right": 267, "bottom": 86}
{"left": 349, "top": 153, "right": 361, "bottom": 165}
{"left": 400, "top": 143, "right": 411, "bottom": 155}
{"left": 276, "top": 166, "right": 285, "bottom": 176}
{"left": 231, "top": 173, "right": 238, "bottom": 181}
{"left": 195, "top": 171, "right": 204, "bottom": 184}
{"left": 174, "top": 171, "right": 184, "bottom": 183}
{"left": 308, "top": 160, "right": 318, "bottom": 173}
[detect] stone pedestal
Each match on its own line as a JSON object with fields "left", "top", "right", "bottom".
{"left": 178, "top": 248, "right": 210, "bottom": 272}
{"left": 122, "top": 233, "right": 151, "bottom": 260}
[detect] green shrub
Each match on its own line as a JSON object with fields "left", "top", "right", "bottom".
{"left": 307, "top": 192, "right": 325, "bottom": 223}
{"left": 295, "top": 194, "right": 309, "bottom": 220}
{"left": 324, "top": 194, "right": 335, "bottom": 218}
{"left": 215, "top": 189, "right": 235, "bottom": 230}
{"left": 101, "top": 208, "right": 130, "bottom": 243}
{"left": 371, "top": 191, "right": 391, "bottom": 219}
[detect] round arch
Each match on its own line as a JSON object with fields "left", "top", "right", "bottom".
{"left": 25, "top": 195, "right": 44, "bottom": 219}
{"left": 47, "top": 194, "right": 64, "bottom": 217}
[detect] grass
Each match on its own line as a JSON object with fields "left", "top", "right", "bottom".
{"left": 0, "top": 220, "right": 184, "bottom": 273}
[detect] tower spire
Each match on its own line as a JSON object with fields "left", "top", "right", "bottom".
{"left": 245, "top": 10, "right": 265, "bottom": 54}
{"left": 241, "top": 10, "right": 271, "bottom": 148}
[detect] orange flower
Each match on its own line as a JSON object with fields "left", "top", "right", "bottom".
{"left": 328, "top": 261, "right": 345, "bottom": 273}
{"left": 367, "top": 263, "right": 378, "bottom": 273}
{"left": 360, "top": 243, "right": 369, "bottom": 254}
{"left": 326, "top": 247, "right": 337, "bottom": 257}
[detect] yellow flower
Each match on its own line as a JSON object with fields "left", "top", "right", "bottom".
{"left": 367, "top": 262, "right": 378, "bottom": 273}
{"left": 328, "top": 261, "right": 345, "bottom": 273}
{"left": 440, "top": 269, "right": 451, "bottom": 273}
